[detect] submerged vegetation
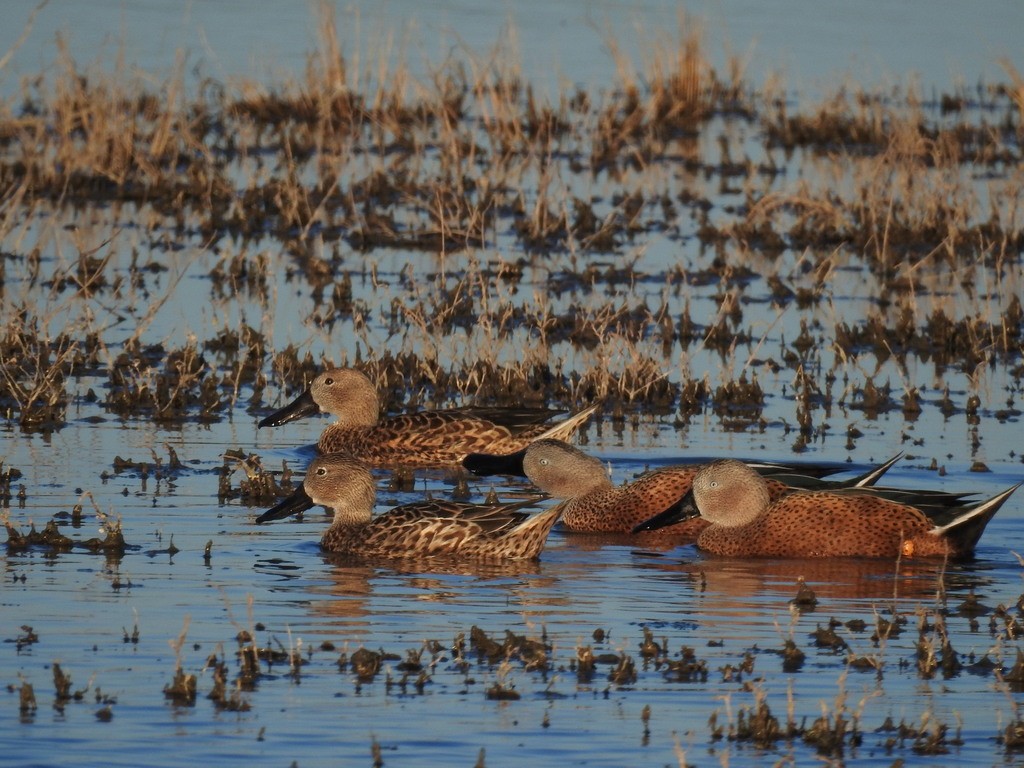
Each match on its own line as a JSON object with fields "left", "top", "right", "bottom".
{"left": 0, "top": 6, "right": 1020, "bottom": 454}
{"left": 2, "top": 5, "right": 1024, "bottom": 765}
{"left": 12, "top": 567, "right": 1024, "bottom": 762}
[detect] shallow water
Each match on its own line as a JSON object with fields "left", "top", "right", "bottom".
{"left": 3, "top": 0, "right": 1022, "bottom": 97}
{"left": 3, "top": 2, "right": 1024, "bottom": 767}
{"left": 5, "top": 414, "right": 1024, "bottom": 766}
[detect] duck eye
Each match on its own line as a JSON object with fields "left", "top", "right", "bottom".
{"left": 539, "top": 458, "right": 549, "bottom": 466}
{"left": 316, "top": 467, "right": 327, "bottom": 476}
{"left": 324, "top": 377, "right": 334, "bottom": 386}
{"left": 709, "top": 480, "right": 719, "bottom": 488}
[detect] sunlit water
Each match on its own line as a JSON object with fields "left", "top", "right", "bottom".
{"left": 4, "top": 412, "right": 1024, "bottom": 767}
{"left": 3, "top": 2, "right": 1024, "bottom": 767}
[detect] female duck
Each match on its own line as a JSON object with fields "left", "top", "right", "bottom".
{"left": 258, "top": 368, "right": 597, "bottom": 466}
{"left": 257, "top": 453, "right": 562, "bottom": 560}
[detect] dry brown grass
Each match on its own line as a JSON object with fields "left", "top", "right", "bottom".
{"left": 0, "top": 3, "right": 1021, "bottom": 434}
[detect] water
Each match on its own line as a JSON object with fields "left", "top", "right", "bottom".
{"left": 5, "top": 419, "right": 1024, "bottom": 766}
{"left": 2, "top": 2, "right": 1024, "bottom": 767}
{"left": 3, "top": 0, "right": 1021, "bottom": 97}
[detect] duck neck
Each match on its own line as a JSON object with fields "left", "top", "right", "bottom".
{"left": 336, "top": 386, "right": 381, "bottom": 429}
{"left": 575, "top": 473, "right": 616, "bottom": 497}
{"left": 703, "top": 482, "right": 770, "bottom": 528}
{"left": 327, "top": 479, "right": 377, "bottom": 529}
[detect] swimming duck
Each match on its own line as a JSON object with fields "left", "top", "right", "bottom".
{"left": 258, "top": 367, "right": 598, "bottom": 466}
{"left": 464, "top": 439, "right": 904, "bottom": 538}
{"left": 256, "top": 453, "right": 561, "bottom": 560}
{"left": 633, "top": 458, "right": 1020, "bottom": 559}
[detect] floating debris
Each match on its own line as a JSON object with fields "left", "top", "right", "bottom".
{"left": 163, "top": 668, "right": 198, "bottom": 707}
{"left": 8, "top": 625, "right": 39, "bottom": 653}
{"left": 780, "top": 640, "right": 806, "bottom": 673}
{"left": 220, "top": 450, "right": 294, "bottom": 504}
{"left": 18, "top": 680, "right": 36, "bottom": 717}
{"left": 608, "top": 653, "right": 637, "bottom": 685}
{"left": 811, "top": 621, "right": 848, "bottom": 652}
{"left": 485, "top": 682, "right": 520, "bottom": 701}
{"left": 5, "top": 517, "right": 129, "bottom": 557}
{"left": 661, "top": 646, "right": 708, "bottom": 682}
{"left": 790, "top": 578, "right": 819, "bottom": 611}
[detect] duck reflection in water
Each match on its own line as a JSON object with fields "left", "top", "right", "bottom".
{"left": 631, "top": 553, "right": 995, "bottom": 610}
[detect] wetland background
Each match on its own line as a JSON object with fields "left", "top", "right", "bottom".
{"left": 2, "top": 1, "right": 1024, "bottom": 766}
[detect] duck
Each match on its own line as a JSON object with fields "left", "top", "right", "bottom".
{"left": 257, "top": 367, "right": 598, "bottom": 466}
{"left": 463, "top": 439, "right": 906, "bottom": 538}
{"left": 632, "top": 458, "right": 1020, "bottom": 559}
{"left": 256, "top": 453, "right": 561, "bottom": 560}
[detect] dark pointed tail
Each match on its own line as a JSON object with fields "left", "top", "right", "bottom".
{"left": 931, "top": 482, "right": 1021, "bottom": 555}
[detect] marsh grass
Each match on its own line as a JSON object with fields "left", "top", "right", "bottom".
{"left": 0, "top": 2, "right": 1021, "bottom": 437}
{"left": 2, "top": 13, "right": 1024, "bottom": 766}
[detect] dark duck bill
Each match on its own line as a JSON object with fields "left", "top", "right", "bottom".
{"left": 256, "top": 485, "right": 316, "bottom": 524}
{"left": 258, "top": 388, "right": 320, "bottom": 428}
{"left": 631, "top": 488, "right": 701, "bottom": 533}
{"left": 461, "top": 447, "right": 529, "bottom": 477}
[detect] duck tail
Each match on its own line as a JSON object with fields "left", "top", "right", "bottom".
{"left": 848, "top": 453, "right": 903, "bottom": 488}
{"left": 930, "top": 482, "right": 1021, "bottom": 554}
{"left": 503, "top": 504, "right": 563, "bottom": 559}
{"left": 534, "top": 402, "right": 601, "bottom": 443}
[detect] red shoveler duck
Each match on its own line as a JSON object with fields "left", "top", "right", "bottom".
{"left": 633, "top": 458, "right": 1020, "bottom": 559}
{"left": 464, "top": 439, "right": 908, "bottom": 539}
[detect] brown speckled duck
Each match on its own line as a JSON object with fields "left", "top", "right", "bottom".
{"left": 634, "top": 458, "right": 1020, "bottom": 559}
{"left": 465, "top": 439, "right": 903, "bottom": 539}
{"left": 256, "top": 454, "right": 561, "bottom": 560}
{"left": 258, "top": 368, "right": 598, "bottom": 466}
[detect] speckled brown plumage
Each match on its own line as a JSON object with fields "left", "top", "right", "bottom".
{"left": 257, "top": 454, "right": 561, "bottom": 560}
{"left": 686, "top": 459, "right": 1019, "bottom": 559}
{"left": 258, "top": 368, "right": 597, "bottom": 466}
